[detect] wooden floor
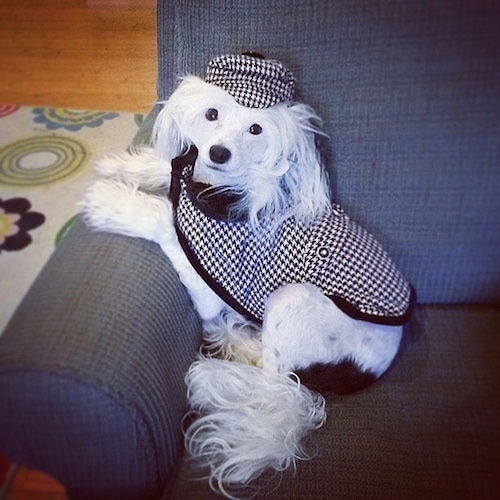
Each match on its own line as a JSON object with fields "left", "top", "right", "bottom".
{"left": 0, "top": 0, "right": 157, "bottom": 113}
{"left": 0, "top": 0, "right": 156, "bottom": 497}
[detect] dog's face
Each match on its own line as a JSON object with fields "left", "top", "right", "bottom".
{"left": 155, "top": 77, "right": 296, "bottom": 188}
{"left": 154, "top": 75, "right": 331, "bottom": 228}
{"left": 185, "top": 87, "right": 277, "bottom": 186}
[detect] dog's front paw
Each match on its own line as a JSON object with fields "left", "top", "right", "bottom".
{"left": 82, "top": 179, "right": 173, "bottom": 242}
{"left": 95, "top": 148, "right": 171, "bottom": 190}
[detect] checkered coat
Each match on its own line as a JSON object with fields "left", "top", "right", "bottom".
{"left": 171, "top": 149, "right": 415, "bottom": 325}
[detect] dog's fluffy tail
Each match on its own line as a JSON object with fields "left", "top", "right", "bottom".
{"left": 184, "top": 358, "right": 326, "bottom": 498}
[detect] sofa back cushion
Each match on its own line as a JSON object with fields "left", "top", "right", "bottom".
{"left": 157, "top": 0, "right": 500, "bottom": 304}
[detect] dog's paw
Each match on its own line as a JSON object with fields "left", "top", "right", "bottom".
{"left": 94, "top": 148, "right": 171, "bottom": 190}
{"left": 82, "top": 179, "right": 173, "bottom": 242}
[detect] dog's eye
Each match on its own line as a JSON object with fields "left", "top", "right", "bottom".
{"left": 249, "top": 124, "right": 262, "bottom": 135}
{"left": 205, "top": 108, "right": 218, "bottom": 121}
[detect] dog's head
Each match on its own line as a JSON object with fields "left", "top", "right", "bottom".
{"left": 153, "top": 57, "right": 331, "bottom": 229}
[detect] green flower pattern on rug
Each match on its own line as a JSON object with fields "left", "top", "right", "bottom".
{"left": 33, "top": 107, "right": 119, "bottom": 131}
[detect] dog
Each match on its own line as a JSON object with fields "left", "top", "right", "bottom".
{"left": 83, "top": 54, "right": 415, "bottom": 498}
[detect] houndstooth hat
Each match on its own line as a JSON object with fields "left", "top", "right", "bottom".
{"left": 205, "top": 53, "right": 295, "bottom": 108}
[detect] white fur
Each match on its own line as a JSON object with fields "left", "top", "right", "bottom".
{"left": 154, "top": 76, "right": 331, "bottom": 232}
{"left": 184, "top": 360, "right": 325, "bottom": 499}
{"left": 82, "top": 75, "right": 403, "bottom": 498}
{"left": 262, "top": 283, "right": 401, "bottom": 377}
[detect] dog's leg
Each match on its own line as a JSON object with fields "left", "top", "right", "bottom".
{"left": 159, "top": 235, "right": 225, "bottom": 321}
{"left": 201, "top": 308, "right": 263, "bottom": 366}
{"left": 261, "top": 283, "right": 403, "bottom": 394}
{"left": 83, "top": 178, "right": 224, "bottom": 321}
{"left": 94, "top": 148, "right": 172, "bottom": 190}
{"left": 83, "top": 179, "right": 172, "bottom": 240}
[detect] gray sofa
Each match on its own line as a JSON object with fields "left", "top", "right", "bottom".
{"left": 1, "top": 1, "right": 499, "bottom": 498}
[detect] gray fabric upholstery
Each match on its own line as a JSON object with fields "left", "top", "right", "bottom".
{"left": 168, "top": 305, "right": 500, "bottom": 499}
{"left": 0, "top": 1, "right": 499, "bottom": 499}
{"left": 0, "top": 218, "right": 202, "bottom": 498}
{"left": 159, "top": 0, "right": 500, "bottom": 304}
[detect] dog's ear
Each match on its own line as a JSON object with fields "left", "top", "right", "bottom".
{"left": 153, "top": 77, "right": 205, "bottom": 162}
{"left": 152, "top": 99, "right": 187, "bottom": 162}
{"left": 279, "top": 103, "right": 331, "bottom": 223}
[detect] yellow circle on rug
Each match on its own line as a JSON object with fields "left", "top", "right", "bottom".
{"left": 0, "top": 135, "right": 90, "bottom": 187}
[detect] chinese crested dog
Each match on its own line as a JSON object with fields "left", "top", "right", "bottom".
{"left": 83, "top": 54, "right": 415, "bottom": 498}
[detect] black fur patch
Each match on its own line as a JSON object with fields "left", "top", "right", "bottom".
{"left": 295, "top": 360, "right": 378, "bottom": 395}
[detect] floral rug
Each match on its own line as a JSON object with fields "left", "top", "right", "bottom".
{"left": 0, "top": 104, "right": 146, "bottom": 334}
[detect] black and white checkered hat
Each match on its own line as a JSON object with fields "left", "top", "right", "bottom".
{"left": 205, "top": 54, "right": 295, "bottom": 108}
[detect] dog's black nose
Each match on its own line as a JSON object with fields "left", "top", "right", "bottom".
{"left": 209, "top": 145, "right": 231, "bottom": 164}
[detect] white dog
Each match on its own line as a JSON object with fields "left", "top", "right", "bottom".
{"left": 83, "top": 54, "right": 415, "bottom": 498}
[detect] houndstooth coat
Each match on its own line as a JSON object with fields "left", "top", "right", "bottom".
{"left": 171, "top": 147, "right": 415, "bottom": 325}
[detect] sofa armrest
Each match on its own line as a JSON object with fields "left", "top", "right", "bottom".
{"left": 0, "top": 216, "right": 202, "bottom": 499}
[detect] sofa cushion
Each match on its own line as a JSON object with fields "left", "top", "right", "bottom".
{"left": 166, "top": 304, "right": 500, "bottom": 499}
